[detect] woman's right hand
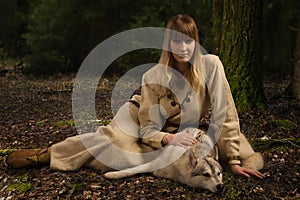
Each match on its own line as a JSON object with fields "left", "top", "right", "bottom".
{"left": 162, "top": 132, "right": 198, "bottom": 147}
{"left": 230, "top": 164, "right": 265, "bottom": 179}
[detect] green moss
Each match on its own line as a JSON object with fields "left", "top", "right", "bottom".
{"left": 219, "top": 0, "right": 264, "bottom": 112}
{"left": 66, "top": 182, "right": 83, "bottom": 194}
{"left": 226, "top": 187, "right": 242, "bottom": 200}
{"left": 7, "top": 174, "right": 32, "bottom": 193}
{"left": 53, "top": 119, "right": 74, "bottom": 127}
{"left": 59, "top": 182, "right": 83, "bottom": 195}
{"left": 36, "top": 120, "right": 46, "bottom": 126}
{"left": 0, "top": 149, "right": 15, "bottom": 161}
{"left": 0, "top": 149, "right": 15, "bottom": 155}
{"left": 223, "top": 173, "right": 243, "bottom": 199}
{"left": 7, "top": 182, "right": 32, "bottom": 193}
{"left": 252, "top": 120, "right": 261, "bottom": 126}
{"left": 270, "top": 119, "right": 297, "bottom": 129}
{"left": 181, "top": 194, "right": 191, "bottom": 199}
{"left": 101, "top": 119, "right": 111, "bottom": 126}
{"left": 250, "top": 138, "right": 300, "bottom": 152}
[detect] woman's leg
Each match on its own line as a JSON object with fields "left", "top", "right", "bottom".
{"left": 5, "top": 132, "right": 96, "bottom": 170}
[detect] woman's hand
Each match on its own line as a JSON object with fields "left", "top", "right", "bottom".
{"left": 162, "top": 132, "right": 198, "bottom": 147}
{"left": 230, "top": 164, "right": 264, "bottom": 179}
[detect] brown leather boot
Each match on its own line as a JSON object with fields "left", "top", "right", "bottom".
{"left": 5, "top": 148, "right": 51, "bottom": 169}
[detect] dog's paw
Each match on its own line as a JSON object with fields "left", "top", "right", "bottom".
{"left": 104, "top": 171, "right": 121, "bottom": 179}
{"left": 104, "top": 171, "right": 136, "bottom": 179}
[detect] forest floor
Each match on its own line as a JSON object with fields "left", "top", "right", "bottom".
{"left": 0, "top": 69, "right": 299, "bottom": 200}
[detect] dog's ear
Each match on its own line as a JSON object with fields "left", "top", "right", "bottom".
{"left": 189, "top": 148, "right": 198, "bottom": 167}
{"left": 213, "top": 146, "right": 219, "bottom": 161}
{"left": 207, "top": 146, "right": 219, "bottom": 161}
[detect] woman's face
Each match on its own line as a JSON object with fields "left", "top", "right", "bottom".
{"left": 170, "top": 38, "right": 195, "bottom": 64}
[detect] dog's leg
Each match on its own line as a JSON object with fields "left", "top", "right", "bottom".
{"left": 104, "top": 146, "right": 185, "bottom": 179}
{"left": 104, "top": 168, "right": 142, "bottom": 179}
{"left": 104, "top": 156, "right": 164, "bottom": 179}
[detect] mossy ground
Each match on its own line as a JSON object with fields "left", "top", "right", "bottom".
{"left": 0, "top": 72, "right": 299, "bottom": 199}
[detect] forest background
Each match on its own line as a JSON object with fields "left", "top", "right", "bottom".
{"left": 0, "top": 0, "right": 299, "bottom": 199}
{"left": 0, "top": 0, "right": 299, "bottom": 101}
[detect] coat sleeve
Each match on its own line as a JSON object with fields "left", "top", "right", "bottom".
{"left": 206, "top": 55, "right": 241, "bottom": 165}
{"left": 138, "top": 81, "right": 168, "bottom": 149}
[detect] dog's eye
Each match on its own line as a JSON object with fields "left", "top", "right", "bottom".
{"left": 203, "top": 173, "right": 211, "bottom": 178}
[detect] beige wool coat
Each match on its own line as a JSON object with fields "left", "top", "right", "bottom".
{"left": 50, "top": 54, "right": 242, "bottom": 172}
{"left": 137, "top": 54, "right": 241, "bottom": 165}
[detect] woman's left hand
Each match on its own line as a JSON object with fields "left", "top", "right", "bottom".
{"left": 230, "top": 164, "right": 265, "bottom": 179}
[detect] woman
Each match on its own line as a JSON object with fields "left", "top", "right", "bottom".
{"left": 5, "top": 14, "right": 264, "bottom": 179}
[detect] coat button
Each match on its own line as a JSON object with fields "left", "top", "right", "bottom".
{"left": 171, "top": 101, "right": 177, "bottom": 107}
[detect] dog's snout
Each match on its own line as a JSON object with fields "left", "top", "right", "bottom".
{"left": 216, "top": 183, "right": 224, "bottom": 191}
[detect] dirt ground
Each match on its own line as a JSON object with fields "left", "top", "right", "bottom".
{"left": 0, "top": 70, "right": 299, "bottom": 199}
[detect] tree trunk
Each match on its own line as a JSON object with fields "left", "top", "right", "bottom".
{"left": 293, "top": 16, "right": 300, "bottom": 100}
{"left": 214, "top": 0, "right": 265, "bottom": 111}
{"left": 212, "top": 0, "right": 224, "bottom": 55}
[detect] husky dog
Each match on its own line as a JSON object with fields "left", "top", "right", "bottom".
{"left": 104, "top": 128, "right": 224, "bottom": 193}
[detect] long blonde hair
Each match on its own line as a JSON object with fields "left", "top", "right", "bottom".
{"left": 159, "top": 14, "right": 205, "bottom": 92}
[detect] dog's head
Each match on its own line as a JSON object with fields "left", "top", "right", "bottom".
{"left": 184, "top": 144, "right": 223, "bottom": 193}
{"left": 154, "top": 127, "right": 223, "bottom": 192}
{"left": 185, "top": 128, "right": 223, "bottom": 192}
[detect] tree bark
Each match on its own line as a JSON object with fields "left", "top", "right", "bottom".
{"left": 293, "top": 16, "right": 300, "bottom": 100}
{"left": 213, "top": 0, "right": 265, "bottom": 111}
{"left": 212, "top": 0, "right": 224, "bottom": 55}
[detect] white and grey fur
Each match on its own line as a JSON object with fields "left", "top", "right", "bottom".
{"left": 104, "top": 128, "right": 224, "bottom": 193}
